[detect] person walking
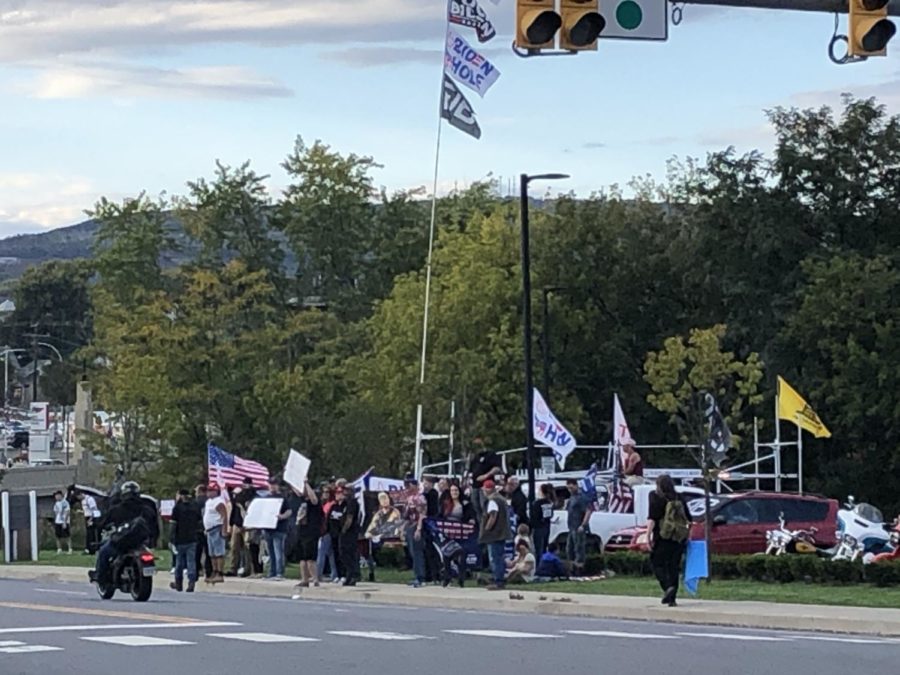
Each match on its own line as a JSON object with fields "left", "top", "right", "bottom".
{"left": 53, "top": 491, "right": 72, "bottom": 554}
{"left": 478, "top": 480, "right": 510, "bottom": 591}
{"left": 646, "top": 474, "right": 692, "bottom": 607}
{"left": 169, "top": 489, "right": 202, "bottom": 592}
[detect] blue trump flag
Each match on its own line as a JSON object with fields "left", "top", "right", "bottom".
{"left": 580, "top": 463, "right": 599, "bottom": 501}
{"left": 684, "top": 539, "right": 709, "bottom": 596}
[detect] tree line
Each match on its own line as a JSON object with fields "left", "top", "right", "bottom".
{"left": 3, "top": 97, "right": 898, "bottom": 514}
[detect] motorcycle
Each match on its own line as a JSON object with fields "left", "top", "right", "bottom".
{"left": 866, "top": 517, "right": 900, "bottom": 564}
{"left": 820, "top": 497, "right": 892, "bottom": 562}
{"left": 89, "top": 545, "right": 156, "bottom": 601}
{"left": 763, "top": 513, "right": 818, "bottom": 555}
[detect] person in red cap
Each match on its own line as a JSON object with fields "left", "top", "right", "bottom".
{"left": 478, "top": 479, "right": 510, "bottom": 590}
{"left": 202, "top": 483, "right": 229, "bottom": 583}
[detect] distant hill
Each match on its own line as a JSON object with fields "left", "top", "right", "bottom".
{"left": 0, "top": 219, "right": 99, "bottom": 281}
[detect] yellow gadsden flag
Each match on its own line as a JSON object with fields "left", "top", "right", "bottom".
{"left": 777, "top": 376, "right": 832, "bottom": 439}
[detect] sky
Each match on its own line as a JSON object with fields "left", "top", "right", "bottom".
{"left": 0, "top": 0, "right": 898, "bottom": 237}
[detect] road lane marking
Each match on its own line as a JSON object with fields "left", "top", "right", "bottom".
{"left": 565, "top": 630, "right": 678, "bottom": 639}
{"left": 677, "top": 632, "right": 791, "bottom": 642}
{"left": 33, "top": 589, "right": 88, "bottom": 597}
{"left": 82, "top": 636, "right": 195, "bottom": 647}
{"left": 209, "top": 633, "right": 321, "bottom": 643}
{"left": 0, "top": 640, "right": 26, "bottom": 647}
{"left": 0, "top": 645, "right": 64, "bottom": 654}
{"left": 0, "top": 621, "right": 240, "bottom": 635}
{"left": 0, "top": 601, "right": 208, "bottom": 624}
{"left": 792, "top": 636, "right": 891, "bottom": 645}
{"left": 328, "top": 631, "right": 434, "bottom": 641}
{"left": 445, "top": 629, "right": 560, "bottom": 639}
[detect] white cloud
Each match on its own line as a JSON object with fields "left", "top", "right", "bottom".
{"left": 0, "top": 172, "right": 99, "bottom": 232}
{"left": 0, "top": 1, "right": 449, "bottom": 63}
{"left": 789, "top": 73, "right": 900, "bottom": 112}
{"left": 26, "top": 62, "right": 293, "bottom": 100}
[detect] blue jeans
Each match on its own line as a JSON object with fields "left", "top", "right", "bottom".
{"left": 265, "top": 531, "right": 286, "bottom": 578}
{"left": 488, "top": 541, "right": 506, "bottom": 585}
{"left": 96, "top": 539, "right": 116, "bottom": 582}
{"left": 405, "top": 528, "right": 426, "bottom": 583}
{"left": 174, "top": 542, "right": 198, "bottom": 584}
{"left": 317, "top": 534, "right": 338, "bottom": 580}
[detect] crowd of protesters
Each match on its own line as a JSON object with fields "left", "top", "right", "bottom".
{"left": 159, "top": 446, "right": 600, "bottom": 593}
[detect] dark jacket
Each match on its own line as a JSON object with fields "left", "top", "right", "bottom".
{"left": 170, "top": 499, "right": 202, "bottom": 546}
{"left": 99, "top": 493, "right": 160, "bottom": 544}
{"left": 508, "top": 487, "right": 528, "bottom": 526}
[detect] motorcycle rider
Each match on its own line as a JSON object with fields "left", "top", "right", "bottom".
{"left": 92, "top": 481, "right": 159, "bottom": 584}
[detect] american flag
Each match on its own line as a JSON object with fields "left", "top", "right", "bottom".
{"left": 207, "top": 443, "right": 269, "bottom": 488}
{"left": 607, "top": 478, "right": 634, "bottom": 514}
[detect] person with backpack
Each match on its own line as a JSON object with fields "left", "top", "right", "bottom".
{"left": 646, "top": 474, "right": 692, "bottom": 607}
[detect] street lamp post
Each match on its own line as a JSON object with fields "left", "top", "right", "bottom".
{"left": 520, "top": 173, "right": 569, "bottom": 512}
{"left": 540, "top": 286, "right": 566, "bottom": 406}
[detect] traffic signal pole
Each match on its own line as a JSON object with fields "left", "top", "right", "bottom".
{"left": 672, "top": 0, "right": 900, "bottom": 16}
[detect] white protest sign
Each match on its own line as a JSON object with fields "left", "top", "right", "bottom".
{"left": 159, "top": 499, "right": 175, "bottom": 518}
{"left": 243, "top": 497, "right": 282, "bottom": 530}
{"left": 283, "top": 449, "right": 311, "bottom": 491}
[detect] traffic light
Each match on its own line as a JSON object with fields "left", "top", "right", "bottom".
{"left": 559, "top": 0, "right": 606, "bottom": 51}
{"left": 516, "top": 0, "right": 562, "bottom": 51}
{"left": 848, "top": 0, "right": 896, "bottom": 58}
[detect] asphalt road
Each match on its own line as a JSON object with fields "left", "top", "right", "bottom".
{"left": 0, "top": 577, "right": 897, "bottom": 675}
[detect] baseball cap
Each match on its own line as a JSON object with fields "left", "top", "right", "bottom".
{"left": 483, "top": 479, "right": 496, "bottom": 490}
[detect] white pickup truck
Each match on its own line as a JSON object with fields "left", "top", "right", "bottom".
{"left": 548, "top": 483, "right": 706, "bottom": 553}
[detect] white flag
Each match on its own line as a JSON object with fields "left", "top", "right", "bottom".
{"left": 448, "top": 0, "right": 497, "bottom": 43}
{"left": 533, "top": 388, "right": 578, "bottom": 470}
{"left": 443, "top": 28, "right": 500, "bottom": 98}
{"left": 614, "top": 393, "right": 636, "bottom": 468}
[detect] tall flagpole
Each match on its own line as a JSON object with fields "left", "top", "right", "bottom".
{"left": 414, "top": 5, "right": 452, "bottom": 479}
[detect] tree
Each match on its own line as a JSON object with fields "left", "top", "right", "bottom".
{"left": 777, "top": 255, "right": 900, "bottom": 513}
{"left": 644, "top": 324, "right": 764, "bottom": 460}
{"left": 278, "top": 137, "right": 380, "bottom": 319}
{"left": 2, "top": 259, "right": 92, "bottom": 352}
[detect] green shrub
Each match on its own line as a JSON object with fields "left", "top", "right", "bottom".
{"left": 737, "top": 555, "right": 769, "bottom": 581}
{"left": 764, "top": 555, "right": 797, "bottom": 583}
{"left": 821, "top": 559, "right": 864, "bottom": 584}
{"left": 787, "top": 554, "right": 823, "bottom": 583}
{"left": 864, "top": 561, "right": 900, "bottom": 587}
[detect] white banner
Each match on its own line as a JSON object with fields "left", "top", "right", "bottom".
{"left": 533, "top": 388, "right": 578, "bottom": 470}
{"left": 283, "top": 449, "right": 311, "bottom": 491}
{"left": 444, "top": 28, "right": 500, "bottom": 98}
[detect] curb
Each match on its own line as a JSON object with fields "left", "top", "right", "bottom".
{"left": 3, "top": 565, "right": 899, "bottom": 636}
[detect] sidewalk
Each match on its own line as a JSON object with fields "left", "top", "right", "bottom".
{"left": 2, "top": 564, "right": 898, "bottom": 636}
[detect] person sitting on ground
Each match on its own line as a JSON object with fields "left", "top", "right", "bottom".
{"left": 535, "top": 542, "right": 569, "bottom": 580}
{"left": 505, "top": 541, "right": 536, "bottom": 584}
{"left": 514, "top": 523, "right": 533, "bottom": 553}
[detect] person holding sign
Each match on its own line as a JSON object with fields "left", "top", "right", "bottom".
{"left": 264, "top": 478, "right": 292, "bottom": 580}
{"left": 293, "top": 481, "right": 321, "bottom": 587}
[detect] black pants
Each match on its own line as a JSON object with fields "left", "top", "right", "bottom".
{"left": 196, "top": 535, "right": 213, "bottom": 578}
{"left": 650, "top": 539, "right": 685, "bottom": 599}
{"left": 339, "top": 532, "right": 360, "bottom": 582}
{"left": 424, "top": 530, "right": 441, "bottom": 582}
{"left": 84, "top": 521, "right": 100, "bottom": 553}
{"left": 532, "top": 525, "right": 550, "bottom": 558}
{"left": 442, "top": 550, "right": 468, "bottom": 586}
{"left": 248, "top": 541, "right": 263, "bottom": 575}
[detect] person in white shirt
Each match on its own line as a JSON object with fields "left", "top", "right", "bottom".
{"left": 506, "top": 540, "right": 536, "bottom": 584}
{"left": 80, "top": 491, "right": 101, "bottom": 554}
{"left": 53, "top": 491, "right": 72, "bottom": 554}
{"left": 203, "top": 484, "right": 229, "bottom": 584}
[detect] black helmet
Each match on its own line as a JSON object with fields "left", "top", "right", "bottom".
{"left": 121, "top": 481, "right": 141, "bottom": 497}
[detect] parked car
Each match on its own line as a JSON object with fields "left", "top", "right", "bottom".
{"left": 605, "top": 491, "right": 839, "bottom": 555}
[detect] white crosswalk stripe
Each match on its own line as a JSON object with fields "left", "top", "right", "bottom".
{"left": 0, "top": 641, "right": 26, "bottom": 647}
{"left": 209, "top": 633, "right": 320, "bottom": 643}
{"left": 445, "top": 629, "right": 560, "bottom": 639}
{"left": 677, "top": 632, "right": 791, "bottom": 642}
{"left": 81, "top": 636, "right": 195, "bottom": 647}
{"left": 328, "top": 631, "right": 433, "bottom": 641}
{"left": 565, "top": 630, "right": 678, "bottom": 640}
{"left": 0, "top": 645, "right": 64, "bottom": 654}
